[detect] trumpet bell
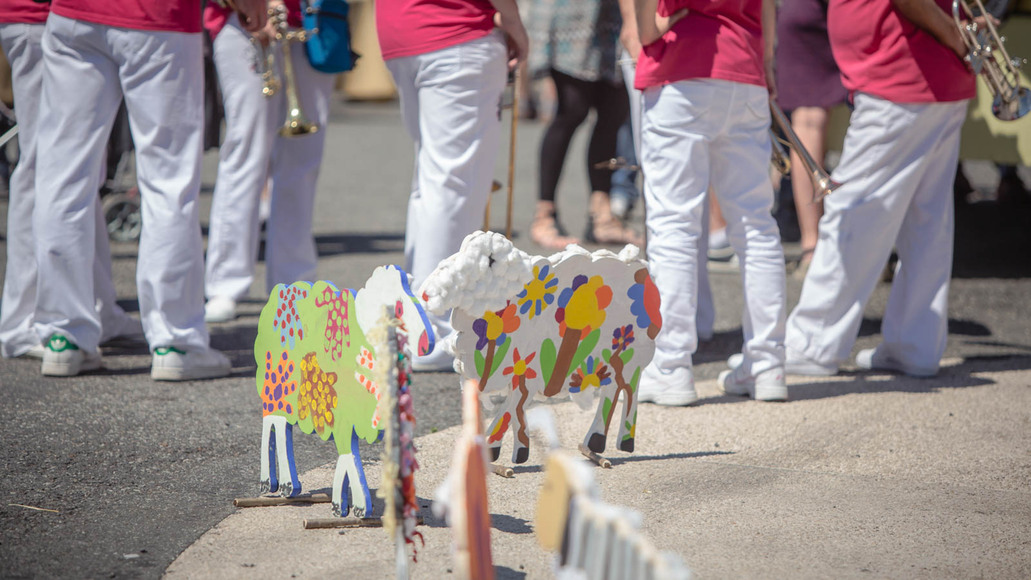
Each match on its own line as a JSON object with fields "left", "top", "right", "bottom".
{"left": 812, "top": 175, "right": 842, "bottom": 203}
{"left": 992, "top": 85, "right": 1031, "bottom": 121}
{"left": 280, "top": 109, "right": 319, "bottom": 136}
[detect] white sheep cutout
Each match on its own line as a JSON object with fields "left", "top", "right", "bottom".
{"left": 420, "top": 231, "right": 663, "bottom": 465}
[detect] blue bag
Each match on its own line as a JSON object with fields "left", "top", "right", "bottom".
{"left": 303, "top": 0, "right": 357, "bottom": 74}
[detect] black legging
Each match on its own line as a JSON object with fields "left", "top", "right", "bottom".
{"left": 539, "top": 69, "right": 630, "bottom": 203}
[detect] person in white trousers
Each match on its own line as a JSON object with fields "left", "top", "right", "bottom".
{"left": 784, "top": 0, "right": 974, "bottom": 378}
{"left": 376, "top": 0, "right": 528, "bottom": 371}
{"left": 615, "top": 0, "right": 716, "bottom": 343}
{"left": 0, "top": 10, "right": 142, "bottom": 361}
{"left": 634, "top": 0, "right": 788, "bottom": 406}
{"left": 31, "top": 0, "right": 266, "bottom": 380}
{"left": 203, "top": 4, "right": 335, "bottom": 323}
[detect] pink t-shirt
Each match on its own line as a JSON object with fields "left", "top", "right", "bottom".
{"left": 204, "top": 0, "right": 303, "bottom": 40}
{"left": 0, "top": 0, "right": 50, "bottom": 24}
{"left": 827, "top": 0, "right": 975, "bottom": 103}
{"left": 635, "top": 0, "right": 765, "bottom": 90}
{"left": 51, "top": 0, "right": 202, "bottom": 33}
{"left": 375, "top": 0, "right": 496, "bottom": 61}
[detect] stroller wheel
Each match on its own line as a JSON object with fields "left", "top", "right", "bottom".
{"left": 102, "top": 191, "right": 142, "bottom": 242}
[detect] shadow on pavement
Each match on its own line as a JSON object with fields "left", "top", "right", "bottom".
{"left": 492, "top": 513, "right": 533, "bottom": 535}
{"left": 786, "top": 354, "right": 1031, "bottom": 402}
{"left": 607, "top": 450, "right": 735, "bottom": 467}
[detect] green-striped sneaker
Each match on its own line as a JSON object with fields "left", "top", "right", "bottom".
{"left": 151, "top": 346, "right": 231, "bottom": 381}
{"left": 41, "top": 334, "right": 102, "bottom": 377}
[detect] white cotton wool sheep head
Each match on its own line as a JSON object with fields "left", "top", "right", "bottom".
{"left": 419, "top": 231, "right": 534, "bottom": 318}
{"left": 354, "top": 265, "right": 435, "bottom": 358}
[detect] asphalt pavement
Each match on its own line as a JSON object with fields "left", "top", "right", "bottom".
{"left": 1, "top": 99, "right": 1030, "bottom": 579}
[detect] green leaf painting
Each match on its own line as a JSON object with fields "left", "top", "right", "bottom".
{"left": 540, "top": 338, "right": 557, "bottom": 385}
{"left": 569, "top": 328, "right": 601, "bottom": 379}
{"left": 475, "top": 349, "right": 486, "bottom": 377}
{"left": 492, "top": 337, "right": 511, "bottom": 377}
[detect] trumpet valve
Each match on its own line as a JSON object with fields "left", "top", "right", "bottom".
{"left": 261, "top": 74, "right": 280, "bottom": 97}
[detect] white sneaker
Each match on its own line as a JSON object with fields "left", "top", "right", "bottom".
{"left": 727, "top": 353, "right": 744, "bottom": 369}
{"left": 41, "top": 334, "right": 102, "bottom": 377}
{"left": 638, "top": 365, "right": 698, "bottom": 406}
{"left": 708, "top": 228, "right": 735, "bottom": 261}
{"left": 785, "top": 347, "right": 837, "bottom": 376}
{"left": 151, "top": 346, "right": 232, "bottom": 381}
{"left": 20, "top": 344, "right": 46, "bottom": 360}
{"left": 204, "top": 296, "right": 237, "bottom": 323}
{"left": 411, "top": 346, "right": 456, "bottom": 372}
{"left": 718, "top": 365, "right": 787, "bottom": 402}
{"left": 855, "top": 347, "right": 937, "bottom": 377}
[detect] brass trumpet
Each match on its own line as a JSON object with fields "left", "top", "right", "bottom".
{"left": 768, "top": 98, "right": 841, "bottom": 203}
{"left": 255, "top": 4, "right": 319, "bottom": 137}
{"left": 952, "top": 0, "right": 1030, "bottom": 121}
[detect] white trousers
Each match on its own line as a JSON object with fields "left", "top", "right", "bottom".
{"left": 621, "top": 52, "right": 715, "bottom": 339}
{"left": 386, "top": 31, "right": 507, "bottom": 333}
{"left": 641, "top": 79, "right": 786, "bottom": 373}
{"left": 34, "top": 14, "right": 208, "bottom": 353}
{"left": 786, "top": 94, "right": 967, "bottom": 373}
{"left": 205, "top": 14, "right": 334, "bottom": 300}
{"left": 0, "top": 22, "right": 127, "bottom": 357}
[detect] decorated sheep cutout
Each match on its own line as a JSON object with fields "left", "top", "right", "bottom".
{"left": 421, "top": 231, "right": 662, "bottom": 467}
{"left": 254, "top": 265, "right": 434, "bottom": 519}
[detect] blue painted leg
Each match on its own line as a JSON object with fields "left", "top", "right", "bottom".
{"left": 279, "top": 423, "right": 301, "bottom": 498}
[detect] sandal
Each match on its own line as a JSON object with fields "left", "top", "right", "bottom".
{"left": 585, "top": 192, "right": 645, "bottom": 247}
{"left": 530, "top": 202, "right": 579, "bottom": 251}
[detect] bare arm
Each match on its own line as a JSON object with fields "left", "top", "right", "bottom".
{"left": 634, "top": 0, "right": 688, "bottom": 46}
{"left": 490, "top": 0, "right": 529, "bottom": 68}
{"left": 891, "top": 0, "right": 967, "bottom": 58}
{"left": 618, "top": 0, "right": 642, "bottom": 59}
{"left": 762, "top": 0, "right": 777, "bottom": 96}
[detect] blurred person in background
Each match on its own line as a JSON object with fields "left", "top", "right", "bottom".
{"left": 525, "top": 0, "right": 641, "bottom": 250}
{"left": 775, "top": 0, "right": 847, "bottom": 277}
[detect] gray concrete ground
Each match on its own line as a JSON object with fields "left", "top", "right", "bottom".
{"left": 1, "top": 99, "right": 1030, "bottom": 579}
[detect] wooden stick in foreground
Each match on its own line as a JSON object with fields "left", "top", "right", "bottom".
{"left": 233, "top": 493, "right": 331, "bottom": 508}
{"left": 303, "top": 515, "right": 425, "bottom": 530}
{"left": 491, "top": 463, "right": 515, "bottom": 478}
{"left": 578, "top": 444, "right": 612, "bottom": 469}
{"left": 505, "top": 69, "right": 520, "bottom": 239}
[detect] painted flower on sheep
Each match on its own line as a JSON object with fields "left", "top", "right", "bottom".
{"left": 297, "top": 352, "right": 338, "bottom": 436}
{"left": 261, "top": 351, "right": 296, "bottom": 416}
{"left": 273, "top": 284, "right": 308, "bottom": 349}
{"left": 516, "top": 264, "right": 557, "bottom": 319}
{"left": 472, "top": 302, "right": 521, "bottom": 350}
{"left": 556, "top": 275, "right": 613, "bottom": 336}
{"left": 314, "top": 284, "right": 349, "bottom": 360}
{"left": 568, "top": 356, "right": 611, "bottom": 393}
{"left": 502, "top": 348, "right": 537, "bottom": 389}
{"left": 611, "top": 324, "right": 635, "bottom": 353}
{"left": 628, "top": 269, "right": 662, "bottom": 339}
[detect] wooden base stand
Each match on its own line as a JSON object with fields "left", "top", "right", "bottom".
{"left": 303, "top": 515, "right": 425, "bottom": 530}
{"left": 490, "top": 463, "right": 515, "bottom": 478}
{"left": 578, "top": 444, "right": 612, "bottom": 469}
{"left": 233, "top": 493, "right": 331, "bottom": 508}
